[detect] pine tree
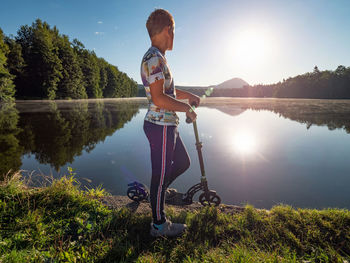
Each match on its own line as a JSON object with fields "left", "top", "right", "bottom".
{"left": 55, "top": 34, "right": 87, "bottom": 99}
{"left": 4, "top": 36, "right": 25, "bottom": 92}
{"left": 0, "top": 28, "right": 15, "bottom": 101}
{"left": 15, "top": 19, "right": 62, "bottom": 99}
{"left": 97, "top": 57, "right": 108, "bottom": 95}
{"left": 75, "top": 49, "right": 101, "bottom": 98}
{"left": 103, "top": 65, "right": 120, "bottom": 97}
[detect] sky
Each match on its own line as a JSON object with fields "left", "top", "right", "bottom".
{"left": 1, "top": 0, "right": 350, "bottom": 86}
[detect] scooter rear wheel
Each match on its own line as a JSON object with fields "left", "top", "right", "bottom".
{"left": 127, "top": 186, "right": 147, "bottom": 202}
{"left": 199, "top": 191, "right": 221, "bottom": 206}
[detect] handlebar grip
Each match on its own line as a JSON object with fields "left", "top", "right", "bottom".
{"left": 190, "top": 101, "right": 198, "bottom": 108}
{"left": 186, "top": 102, "right": 198, "bottom": 124}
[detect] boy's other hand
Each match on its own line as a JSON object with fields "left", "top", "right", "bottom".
{"left": 186, "top": 104, "right": 197, "bottom": 122}
{"left": 188, "top": 94, "right": 200, "bottom": 108}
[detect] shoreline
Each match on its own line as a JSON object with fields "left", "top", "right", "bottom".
{"left": 12, "top": 96, "right": 350, "bottom": 103}
{"left": 96, "top": 194, "right": 249, "bottom": 215}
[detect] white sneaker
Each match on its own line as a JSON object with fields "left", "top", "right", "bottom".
{"left": 150, "top": 219, "right": 187, "bottom": 237}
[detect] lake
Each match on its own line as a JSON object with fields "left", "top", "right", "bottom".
{"left": 1, "top": 98, "right": 350, "bottom": 210}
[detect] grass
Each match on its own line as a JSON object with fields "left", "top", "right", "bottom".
{"left": 0, "top": 168, "right": 349, "bottom": 262}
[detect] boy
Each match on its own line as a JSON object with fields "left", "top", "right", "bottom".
{"left": 141, "top": 8, "right": 200, "bottom": 237}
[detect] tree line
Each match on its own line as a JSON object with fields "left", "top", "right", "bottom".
{"left": 212, "top": 66, "right": 350, "bottom": 99}
{"left": 0, "top": 19, "right": 138, "bottom": 102}
{"left": 165, "top": 66, "right": 350, "bottom": 99}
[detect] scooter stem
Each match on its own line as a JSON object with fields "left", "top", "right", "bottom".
{"left": 192, "top": 120, "right": 206, "bottom": 180}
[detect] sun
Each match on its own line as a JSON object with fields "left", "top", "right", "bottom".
{"left": 228, "top": 28, "right": 272, "bottom": 66}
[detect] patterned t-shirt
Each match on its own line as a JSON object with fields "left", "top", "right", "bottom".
{"left": 140, "top": 46, "right": 179, "bottom": 126}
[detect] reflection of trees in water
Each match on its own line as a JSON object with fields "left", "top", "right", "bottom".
{"left": 245, "top": 104, "right": 350, "bottom": 134}
{"left": 0, "top": 102, "right": 23, "bottom": 177}
{"left": 206, "top": 99, "right": 350, "bottom": 134}
{"left": 15, "top": 100, "right": 140, "bottom": 172}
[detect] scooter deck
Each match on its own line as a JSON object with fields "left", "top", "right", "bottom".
{"left": 127, "top": 181, "right": 192, "bottom": 206}
{"left": 165, "top": 191, "right": 192, "bottom": 206}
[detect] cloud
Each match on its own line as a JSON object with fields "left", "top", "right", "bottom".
{"left": 97, "top": 21, "right": 103, "bottom": 24}
{"left": 95, "top": 32, "right": 105, "bottom": 35}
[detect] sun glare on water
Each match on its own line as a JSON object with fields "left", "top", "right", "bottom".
{"left": 232, "top": 131, "right": 257, "bottom": 155}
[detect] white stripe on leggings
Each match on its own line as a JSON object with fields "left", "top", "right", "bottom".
{"left": 156, "top": 125, "right": 167, "bottom": 221}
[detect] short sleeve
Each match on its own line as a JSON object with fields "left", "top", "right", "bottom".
{"left": 147, "top": 56, "right": 165, "bottom": 85}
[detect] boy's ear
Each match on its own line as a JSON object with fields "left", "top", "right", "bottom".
{"left": 164, "top": 26, "right": 170, "bottom": 35}
{"left": 167, "top": 26, "right": 174, "bottom": 36}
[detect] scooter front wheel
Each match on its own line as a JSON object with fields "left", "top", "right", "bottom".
{"left": 199, "top": 191, "right": 221, "bottom": 206}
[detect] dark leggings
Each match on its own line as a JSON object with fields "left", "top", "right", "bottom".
{"left": 143, "top": 120, "right": 191, "bottom": 224}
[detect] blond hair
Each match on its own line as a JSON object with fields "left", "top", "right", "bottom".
{"left": 146, "top": 9, "right": 174, "bottom": 39}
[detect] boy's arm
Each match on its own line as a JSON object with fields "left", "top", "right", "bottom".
{"left": 176, "top": 88, "right": 193, "bottom": 100}
{"left": 176, "top": 88, "right": 200, "bottom": 107}
{"left": 150, "top": 79, "right": 191, "bottom": 112}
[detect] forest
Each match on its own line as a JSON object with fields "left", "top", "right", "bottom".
{"left": 0, "top": 19, "right": 138, "bottom": 102}
{"left": 169, "top": 66, "right": 350, "bottom": 99}
{"left": 243, "top": 66, "right": 350, "bottom": 99}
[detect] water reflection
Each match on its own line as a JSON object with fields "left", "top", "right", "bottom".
{"left": 0, "top": 102, "right": 23, "bottom": 176}
{"left": 205, "top": 98, "right": 350, "bottom": 134}
{"left": 0, "top": 100, "right": 140, "bottom": 179}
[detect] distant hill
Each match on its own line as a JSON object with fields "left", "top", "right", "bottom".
{"left": 176, "top": 78, "right": 249, "bottom": 90}
{"left": 216, "top": 78, "right": 249, "bottom": 89}
{"left": 175, "top": 85, "right": 210, "bottom": 90}
{"left": 175, "top": 78, "right": 249, "bottom": 97}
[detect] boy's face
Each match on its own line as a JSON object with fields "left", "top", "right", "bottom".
{"left": 152, "top": 24, "right": 175, "bottom": 51}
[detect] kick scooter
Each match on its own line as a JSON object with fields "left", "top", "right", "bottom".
{"left": 181, "top": 104, "right": 221, "bottom": 206}
{"left": 127, "top": 104, "right": 221, "bottom": 206}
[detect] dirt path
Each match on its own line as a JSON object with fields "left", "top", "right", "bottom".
{"left": 96, "top": 195, "right": 249, "bottom": 215}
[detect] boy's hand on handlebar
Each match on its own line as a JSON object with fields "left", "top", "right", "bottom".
{"left": 186, "top": 104, "right": 197, "bottom": 122}
{"left": 188, "top": 94, "right": 200, "bottom": 108}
